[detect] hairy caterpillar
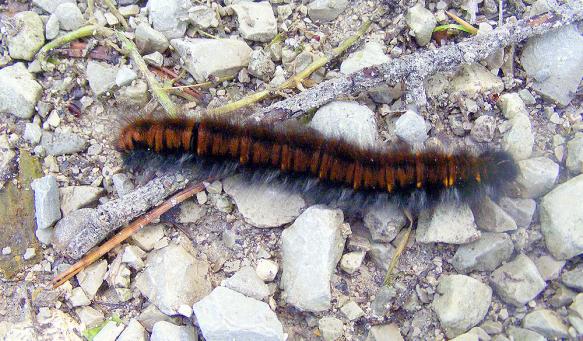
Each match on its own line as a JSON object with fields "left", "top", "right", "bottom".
{"left": 117, "top": 116, "right": 519, "bottom": 212}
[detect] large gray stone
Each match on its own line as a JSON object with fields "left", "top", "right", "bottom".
{"left": 87, "top": 61, "right": 118, "bottom": 96}
{"left": 232, "top": 2, "right": 277, "bottom": 42}
{"left": 498, "top": 197, "right": 536, "bottom": 227}
{"left": 223, "top": 174, "right": 305, "bottom": 228}
{"left": 60, "top": 186, "right": 104, "bottom": 215}
{"left": 452, "top": 232, "right": 514, "bottom": 273}
{"left": 171, "top": 38, "right": 252, "bottom": 83}
{"left": 562, "top": 267, "right": 583, "bottom": 291}
{"left": 135, "top": 244, "right": 211, "bottom": 315}
{"left": 513, "top": 157, "right": 559, "bottom": 198}
{"left": 340, "top": 42, "right": 390, "bottom": 74}
{"left": 566, "top": 133, "right": 583, "bottom": 174}
{"left": 31, "top": 175, "right": 62, "bottom": 230}
{"left": 117, "top": 319, "right": 146, "bottom": 341}
{"left": 147, "top": 0, "right": 190, "bottom": 38}
{"left": 490, "top": 254, "right": 546, "bottom": 306}
{"left": 53, "top": 3, "right": 84, "bottom": 31}
{"left": 0, "top": 63, "right": 43, "bottom": 119}
{"left": 416, "top": 202, "right": 481, "bottom": 244}
{"left": 6, "top": 11, "right": 45, "bottom": 61}
{"left": 450, "top": 64, "right": 504, "bottom": 97}
{"left": 32, "top": 0, "right": 75, "bottom": 13}
{"left": 187, "top": 5, "right": 219, "bottom": 29}
{"left": 520, "top": 25, "right": 583, "bottom": 106}
{"left": 363, "top": 201, "right": 406, "bottom": 242}
{"left": 307, "top": 0, "right": 348, "bottom": 22}
{"left": 309, "top": 101, "right": 379, "bottom": 149}
{"left": 432, "top": 274, "right": 492, "bottom": 338}
{"left": 193, "top": 286, "right": 284, "bottom": 341}
{"left": 135, "top": 23, "right": 169, "bottom": 54}
{"left": 473, "top": 197, "right": 517, "bottom": 232}
{"left": 150, "top": 321, "right": 196, "bottom": 341}
{"left": 222, "top": 266, "right": 269, "bottom": 301}
{"left": 281, "top": 205, "right": 346, "bottom": 312}
{"left": 405, "top": 4, "right": 437, "bottom": 46}
{"left": 522, "top": 309, "right": 569, "bottom": 339}
{"left": 540, "top": 174, "right": 583, "bottom": 260}
{"left": 41, "top": 132, "right": 88, "bottom": 156}
{"left": 507, "top": 326, "right": 546, "bottom": 341}
{"left": 394, "top": 110, "right": 428, "bottom": 146}
{"left": 502, "top": 113, "right": 534, "bottom": 161}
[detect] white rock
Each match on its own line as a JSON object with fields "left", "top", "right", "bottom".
{"left": 147, "top": 0, "right": 190, "bottom": 38}
{"left": 502, "top": 113, "right": 534, "bottom": 161}
{"left": 134, "top": 23, "right": 169, "bottom": 54}
{"left": 523, "top": 309, "right": 570, "bottom": 339}
{"left": 121, "top": 245, "right": 146, "bottom": 270}
{"left": 540, "top": 174, "right": 583, "bottom": 260}
{"left": 86, "top": 61, "right": 118, "bottom": 96}
{"left": 23, "top": 247, "right": 36, "bottom": 260}
{"left": 318, "top": 316, "right": 344, "bottom": 341}
{"left": 432, "top": 274, "right": 493, "bottom": 338}
{"left": 136, "top": 304, "right": 179, "bottom": 332}
{"left": 310, "top": 101, "right": 379, "bottom": 149}
{"left": 520, "top": 25, "right": 583, "bottom": 106}
{"left": 340, "top": 251, "right": 366, "bottom": 274}
{"left": 472, "top": 196, "right": 517, "bottom": 232}
{"left": 46, "top": 111, "right": 61, "bottom": 128}
{"left": 405, "top": 4, "right": 437, "bottom": 46}
{"left": 77, "top": 259, "right": 108, "bottom": 300}
{"left": 452, "top": 232, "right": 514, "bottom": 273}
{"left": 490, "top": 254, "right": 546, "bottom": 306}
{"left": 171, "top": 38, "right": 252, "bottom": 83}
{"left": 75, "top": 306, "right": 104, "bottom": 328}
{"left": 223, "top": 174, "right": 305, "bottom": 228}
{"left": 450, "top": 64, "right": 504, "bottom": 97}
{"left": 566, "top": 133, "right": 583, "bottom": 174}
{"left": 395, "top": 110, "right": 428, "bottom": 146}
{"left": 59, "top": 186, "right": 104, "bottom": 215}
{"left": 188, "top": 5, "right": 219, "bottom": 29}
{"left": 513, "top": 157, "right": 559, "bottom": 198}
{"left": 281, "top": 205, "right": 346, "bottom": 312}
{"left": 32, "top": 0, "right": 75, "bottom": 13}
{"left": 255, "top": 259, "right": 278, "bottom": 282}
{"left": 340, "top": 42, "right": 390, "bottom": 74}
{"left": 307, "top": 0, "right": 348, "bottom": 22}
{"left": 0, "top": 63, "right": 43, "bottom": 119}
{"left": 2, "top": 247, "right": 12, "bottom": 255}
{"left": 231, "top": 1, "right": 277, "bottom": 42}
{"left": 177, "top": 304, "right": 192, "bottom": 318}
{"left": 135, "top": 244, "right": 211, "bottom": 315}
{"left": 116, "top": 319, "right": 147, "bottom": 341}
{"left": 222, "top": 266, "right": 270, "bottom": 301}
{"left": 68, "top": 287, "right": 90, "bottom": 307}
{"left": 115, "top": 66, "right": 137, "bottom": 87}
{"left": 498, "top": 197, "right": 536, "bottom": 227}
{"left": 533, "top": 255, "right": 565, "bottom": 281}
{"left": 364, "top": 201, "right": 406, "bottom": 242}
{"left": 507, "top": 326, "right": 546, "bottom": 341}
{"left": 143, "top": 51, "right": 163, "bottom": 67}
{"left": 31, "top": 175, "right": 62, "bottom": 230}
{"left": 365, "top": 324, "right": 404, "bottom": 341}
{"left": 93, "top": 320, "right": 125, "bottom": 341}
{"left": 340, "top": 301, "right": 365, "bottom": 321}
{"left": 53, "top": 3, "right": 85, "bottom": 31}
{"left": 130, "top": 223, "right": 165, "bottom": 251}
{"left": 193, "top": 286, "right": 284, "bottom": 341}
{"left": 416, "top": 203, "right": 481, "bottom": 244}
{"left": 151, "top": 321, "right": 196, "bottom": 341}
{"left": 498, "top": 92, "right": 527, "bottom": 119}
{"left": 6, "top": 11, "right": 45, "bottom": 61}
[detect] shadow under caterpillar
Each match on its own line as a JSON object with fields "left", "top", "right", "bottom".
{"left": 117, "top": 116, "right": 519, "bottom": 213}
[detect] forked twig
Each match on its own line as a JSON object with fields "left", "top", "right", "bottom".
{"left": 383, "top": 209, "right": 414, "bottom": 286}
{"left": 51, "top": 181, "right": 207, "bottom": 288}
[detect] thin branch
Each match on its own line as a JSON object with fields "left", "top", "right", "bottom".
{"left": 445, "top": 10, "right": 479, "bottom": 35}
{"left": 52, "top": 181, "right": 207, "bottom": 288}
{"left": 249, "top": 1, "right": 583, "bottom": 122}
{"left": 115, "top": 31, "right": 179, "bottom": 117}
{"left": 103, "top": 0, "right": 129, "bottom": 29}
{"left": 203, "top": 19, "right": 372, "bottom": 116}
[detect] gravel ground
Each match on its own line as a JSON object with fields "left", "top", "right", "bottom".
{"left": 0, "top": 0, "right": 582, "bottom": 340}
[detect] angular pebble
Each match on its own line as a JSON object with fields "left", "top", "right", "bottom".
{"left": 193, "top": 286, "right": 284, "bottom": 341}
{"left": 416, "top": 202, "right": 481, "bottom": 244}
{"left": 232, "top": 2, "right": 277, "bottom": 42}
{"left": 32, "top": 0, "right": 75, "bottom": 13}
{"left": 452, "top": 232, "right": 514, "bottom": 273}
{"left": 502, "top": 113, "right": 534, "bottom": 161}
{"left": 490, "top": 254, "right": 546, "bottom": 306}
{"left": 365, "top": 324, "right": 403, "bottom": 341}
{"left": 498, "top": 197, "right": 536, "bottom": 227}
{"left": 222, "top": 266, "right": 269, "bottom": 301}
{"left": 171, "top": 38, "right": 252, "bottom": 82}
{"left": 310, "top": 101, "right": 379, "bottom": 149}
{"left": 53, "top": 3, "right": 85, "bottom": 31}
{"left": 450, "top": 64, "right": 504, "bottom": 97}
{"left": 93, "top": 320, "right": 125, "bottom": 341}
{"left": 87, "top": 61, "right": 118, "bottom": 96}
{"left": 151, "top": 321, "right": 196, "bottom": 341}
{"left": 281, "top": 205, "right": 346, "bottom": 312}
{"left": 0, "top": 63, "right": 43, "bottom": 119}
{"left": 319, "top": 316, "right": 344, "bottom": 341}
{"left": 340, "top": 42, "right": 390, "bottom": 74}
{"left": 188, "top": 5, "right": 219, "bottom": 29}
{"left": 507, "top": 326, "right": 546, "bottom": 341}
{"left": 6, "top": 11, "right": 45, "bottom": 61}
{"left": 513, "top": 157, "right": 559, "bottom": 198}
{"left": 405, "top": 4, "right": 437, "bottom": 46}
{"left": 364, "top": 201, "right": 406, "bottom": 242}
{"left": 340, "top": 251, "right": 365, "bottom": 274}
{"left": 473, "top": 197, "right": 517, "bottom": 232}
{"left": 135, "top": 23, "right": 169, "bottom": 54}
{"left": 130, "top": 224, "right": 165, "bottom": 251}
{"left": 59, "top": 186, "right": 104, "bottom": 215}
{"left": 223, "top": 174, "right": 305, "bottom": 228}
{"left": 520, "top": 25, "right": 583, "bottom": 106}
{"left": 523, "top": 309, "right": 569, "bottom": 339}
{"left": 147, "top": 0, "right": 190, "bottom": 38}
{"left": 41, "top": 131, "right": 87, "bottom": 155}
{"left": 340, "top": 301, "right": 365, "bottom": 321}
{"left": 533, "top": 255, "right": 565, "bottom": 281}
{"left": 394, "top": 110, "right": 428, "bottom": 146}
{"left": 77, "top": 259, "right": 108, "bottom": 299}
{"left": 540, "top": 174, "right": 583, "bottom": 260}
{"left": 566, "top": 133, "right": 583, "bottom": 174}
{"left": 135, "top": 244, "right": 211, "bottom": 315}
{"left": 432, "top": 274, "right": 492, "bottom": 338}
{"left": 117, "top": 319, "right": 147, "bottom": 341}
{"left": 562, "top": 267, "right": 583, "bottom": 291}
{"left": 255, "top": 259, "right": 278, "bottom": 282}
{"left": 307, "top": 0, "right": 348, "bottom": 22}
{"left": 31, "top": 175, "right": 61, "bottom": 230}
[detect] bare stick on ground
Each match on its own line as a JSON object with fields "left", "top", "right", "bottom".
{"left": 383, "top": 210, "right": 414, "bottom": 286}
{"left": 249, "top": 1, "right": 583, "bottom": 121}
{"left": 52, "top": 181, "right": 208, "bottom": 288}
